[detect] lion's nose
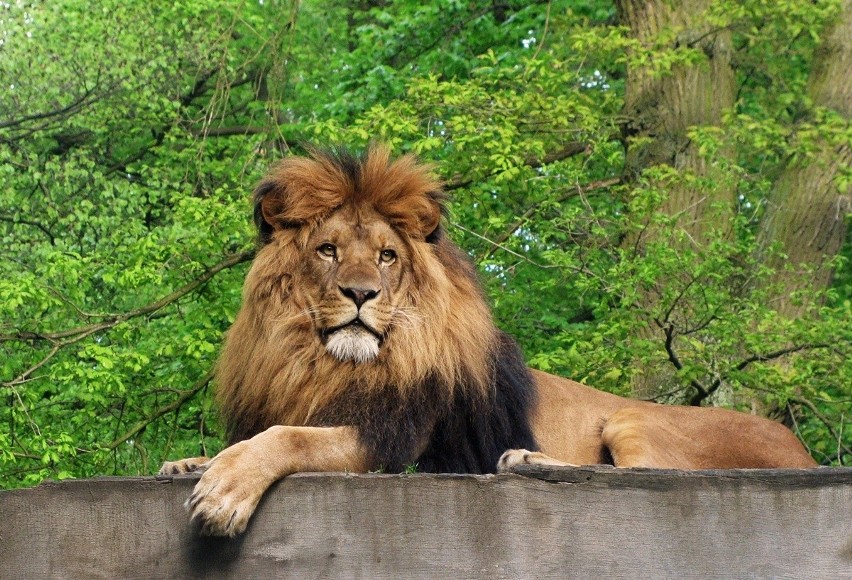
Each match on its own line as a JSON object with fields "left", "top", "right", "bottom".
{"left": 339, "top": 286, "right": 380, "bottom": 309}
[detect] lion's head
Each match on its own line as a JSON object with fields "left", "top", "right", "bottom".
{"left": 216, "top": 145, "right": 499, "bottom": 442}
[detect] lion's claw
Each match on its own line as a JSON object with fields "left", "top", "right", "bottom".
{"left": 498, "top": 448, "right": 576, "bottom": 471}
{"left": 158, "top": 456, "right": 210, "bottom": 476}
{"left": 183, "top": 451, "right": 268, "bottom": 537}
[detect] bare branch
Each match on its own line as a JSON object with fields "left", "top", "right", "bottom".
{"left": 451, "top": 222, "right": 559, "bottom": 269}
{"left": 790, "top": 396, "right": 851, "bottom": 464}
{"left": 529, "top": 0, "right": 553, "bottom": 62}
{"left": 653, "top": 319, "right": 711, "bottom": 405}
{"left": 660, "top": 273, "right": 699, "bottom": 328}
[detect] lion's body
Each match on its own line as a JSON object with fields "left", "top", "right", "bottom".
{"left": 529, "top": 370, "right": 817, "bottom": 469}
{"left": 161, "top": 146, "right": 816, "bottom": 537}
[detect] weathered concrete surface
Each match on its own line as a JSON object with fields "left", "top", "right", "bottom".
{"left": 1, "top": 467, "right": 850, "bottom": 579}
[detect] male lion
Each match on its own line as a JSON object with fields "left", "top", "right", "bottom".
{"left": 160, "top": 145, "right": 816, "bottom": 537}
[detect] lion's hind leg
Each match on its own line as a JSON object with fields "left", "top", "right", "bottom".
{"left": 599, "top": 407, "right": 693, "bottom": 468}
{"left": 601, "top": 405, "right": 818, "bottom": 469}
{"left": 497, "top": 449, "right": 578, "bottom": 472}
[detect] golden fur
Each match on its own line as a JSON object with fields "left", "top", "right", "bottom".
{"left": 160, "top": 145, "right": 816, "bottom": 537}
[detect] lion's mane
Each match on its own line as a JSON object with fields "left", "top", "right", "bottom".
{"left": 216, "top": 145, "right": 538, "bottom": 473}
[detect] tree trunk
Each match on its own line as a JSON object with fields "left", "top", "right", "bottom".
{"left": 616, "top": 0, "right": 736, "bottom": 398}
{"left": 618, "top": 0, "right": 736, "bottom": 242}
{"left": 758, "top": 0, "right": 851, "bottom": 318}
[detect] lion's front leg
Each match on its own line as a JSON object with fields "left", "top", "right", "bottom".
{"left": 187, "top": 425, "right": 368, "bottom": 537}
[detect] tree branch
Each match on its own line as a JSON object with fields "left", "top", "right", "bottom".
{"left": 0, "top": 214, "right": 56, "bottom": 245}
{"left": 1, "top": 249, "right": 255, "bottom": 388}
{"left": 451, "top": 221, "right": 559, "bottom": 269}
{"left": 105, "top": 368, "right": 215, "bottom": 451}
{"left": 480, "top": 176, "right": 620, "bottom": 262}
{"left": 105, "top": 68, "right": 218, "bottom": 176}
{"left": 690, "top": 343, "right": 834, "bottom": 406}
{"left": 190, "top": 125, "right": 269, "bottom": 137}
{"left": 2, "top": 249, "right": 255, "bottom": 345}
{"left": 654, "top": 320, "right": 711, "bottom": 405}
{"left": 732, "top": 344, "right": 831, "bottom": 373}
{"left": 656, "top": 320, "right": 834, "bottom": 408}
{"left": 0, "top": 86, "right": 99, "bottom": 130}
{"left": 790, "top": 396, "right": 851, "bottom": 464}
{"left": 445, "top": 142, "right": 591, "bottom": 191}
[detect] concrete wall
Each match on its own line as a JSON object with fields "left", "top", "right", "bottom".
{"left": 1, "top": 466, "right": 850, "bottom": 579}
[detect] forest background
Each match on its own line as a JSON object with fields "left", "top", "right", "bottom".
{"left": 1, "top": 0, "right": 849, "bottom": 487}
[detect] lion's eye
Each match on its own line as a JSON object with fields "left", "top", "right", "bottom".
{"left": 380, "top": 249, "right": 397, "bottom": 264}
{"left": 317, "top": 243, "right": 337, "bottom": 260}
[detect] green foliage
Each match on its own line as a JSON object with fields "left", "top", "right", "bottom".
{"left": 1, "top": 0, "right": 849, "bottom": 487}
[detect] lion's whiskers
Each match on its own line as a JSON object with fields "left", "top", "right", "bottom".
{"left": 390, "top": 307, "right": 423, "bottom": 329}
{"left": 275, "top": 306, "right": 320, "bottom": 326}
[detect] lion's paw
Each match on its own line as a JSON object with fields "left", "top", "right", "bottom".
{"left": 185, "top": 445, "right": 271, "bottom": 537}
{"left": 497, "top": 449, "right": 576, "bottom": 472}
{"left": 158, "top": 456, "right": 210, "bottom": 476}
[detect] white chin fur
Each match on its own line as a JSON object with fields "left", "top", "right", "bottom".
{"left": 326, "top": 327, "right": 380, "bottom": 363}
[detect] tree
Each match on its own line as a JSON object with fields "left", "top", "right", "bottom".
{"left": 758, "top": 0, "right": 851, "bottom": 318}
{"left": 605, "top": 0, "right": 850, "bottom": 458}
{"left": 1, "top": 0, "right": 848, "bottom": 488}
{"left": 614, "top": 0, "right": 738, "bottom": 396}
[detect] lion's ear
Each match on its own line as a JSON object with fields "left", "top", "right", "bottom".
{"left": 380, "top": 190, "right": 444, "bottom": 242}
{"left": 424, "top": 198, "right": 444, "bottom": 243}
{"left": 417, "top": 191, "right": 444, "bottom": 242}
{"left": 368, "top": 149, "right": 446, "bottom": 242}
{"left": 253, "top": 180, "right": 289, "bottom": 243}
{"left": 253, "top": 154, "right": 353, "bottom": 243}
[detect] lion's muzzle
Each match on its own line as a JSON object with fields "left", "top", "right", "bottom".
{"left": 323, "top": 319, "right": 383, "bottom": 363}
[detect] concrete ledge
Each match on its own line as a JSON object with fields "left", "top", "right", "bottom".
{"left": 1, "top": 467, "right": 850, "bottom": 578}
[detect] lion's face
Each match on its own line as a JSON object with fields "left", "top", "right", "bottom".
{"left": 301, "top": 205, "right": 410, "bottom": 363}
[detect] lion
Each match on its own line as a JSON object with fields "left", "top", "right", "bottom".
{"left": 160, "top": 145, "right": 817, "bottom": 537}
